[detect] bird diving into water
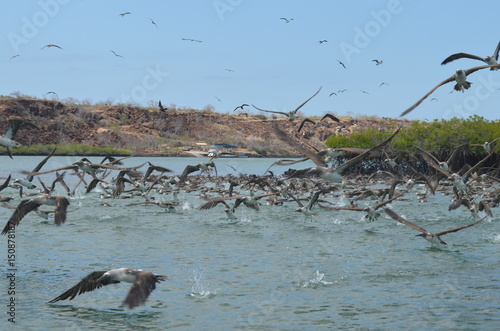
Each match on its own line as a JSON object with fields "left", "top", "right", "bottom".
{"left": 48, "top": 268, "right": 166, "bottom": 309}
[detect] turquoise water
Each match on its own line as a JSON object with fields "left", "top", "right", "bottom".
{"left": 0, "top": 156, "right": 498, "bottom": 330}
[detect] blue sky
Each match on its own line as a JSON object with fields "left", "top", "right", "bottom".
{"left": 1, "top": 0, "right": 499, "bottom": 121}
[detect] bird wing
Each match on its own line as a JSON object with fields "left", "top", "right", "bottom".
{"left": 464, "top": 63, "right": 500, "bottom": 75}
{"left": 251, "top": 105, "right": 287, "bottom": 116}
{"left": 333, "top": 127, "right": 401, "bottom": 174}
{"left": 297, "top": 118, "right": 315, "bottom": 132}
{"left": 1, "top": 199, "right": 40, "bottom": 234}
{"left": 436, "top": 216, "right": 486, "bottom": 236}
{"left": 461, "top": 151, "right": 495, "bottom": 182}
{"left": 400, "top": 75, "right": 456, "bottom": 116}
{"left": 291, "top": 86, "right": 322, "bottom": 114}
{"left": 48, "top": 271, "right": 118, "bottom": 303}
{"left": 446, "top": 143, "right": 468, "bottom": 164}
{"left": 415, "top": 146, "right": 442, "bottom": 168}
{"left": 441, "top": 52, "right": 487, "bottom": 65}
{"left": 493, "top": 41, "right": 500, "bottom": 61}
{"left": 320, "top": 113, "right": 340, "bottom": 123}
{"left": 54, "top": 197, "right": 70, "bottom": 225}
{"left": 415, "top": 147, "right": 451, "bottom": 177}
{"left": 272, "top": 124, "right": 327, "bottom": 167}
{"left": 0, "top": 175, "right": 11, "bottom": 192}
{"left": 121, "top": 271, "right": 161, "bottom": 309}
{"left": 27, "top": 147, "right": 57, "bottom": 182}
{"left": 384, "top": 208, "right": 428, "bottom": 234}
{"left": 179, "top": 164, "right": 200, "bottom": 182}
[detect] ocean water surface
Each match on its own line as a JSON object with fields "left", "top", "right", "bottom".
{"left": 0, "top": 156, "right": 498, "bottom": 330}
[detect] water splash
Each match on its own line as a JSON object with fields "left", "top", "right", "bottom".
{"left": 301, "top": 270, "right": 333, "bottom": 288}
{"left": 189, "top": 268, "right": 216, "bottom": 298}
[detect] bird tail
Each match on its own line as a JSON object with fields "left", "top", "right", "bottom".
{"left": 454, "top": 81, "right": 472, "bottom": 92}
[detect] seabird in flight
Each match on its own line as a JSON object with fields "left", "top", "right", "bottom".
{"left": 40, "top": 44, "right": 63, "bottom": 50}
{"left": 400, "top": 64, "right": 500, "bottom": 116}
{"left": 159, "top": 100, "right": 167, "bottom": 112}
{"left": 297, "top": 113, "right": 340, "bottom": 132}
{"left": 149, "top": 18, "right": 158, "bottom": 29}
{"left": 119, "top": 12, "right": 131, "bottom": 17}
{"left": 110, "top": 50, "right": 124, "bottom": 58}
{"left": 441, "top": 41, "right": 500, "bottom": 70}
{"left": 1, "top": 195, "right": 70, "bottom": 234}
{"left": 253, "top": 87, "right": 322, "bottom": 121}
{"left": 337, "top": 60, "right": 346, "bottom": 69}
{"left": 280, "top": 17, "right": 293, "bottom": 23}
{"left": 385, "top": 208, "right": 486, "bottom": 245}
{"left": 372, "top": 59, "right": 383, "bottom": 65}
{"left": 233, "top": 104, "right": 249, "bottom": 112}
{"left": 181, "top": 38, "right": 203, "bottom": 43}
{"left": 48, "top": 268, "right": 166, "bottom": 309}
{"left": 274, "top": 124, "right": 400, "bottom": 183}
{"left": 1, "top": 119, "right": 36, "bottom": 159}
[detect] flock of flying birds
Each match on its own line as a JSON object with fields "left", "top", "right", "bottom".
{"left": 1, "top": 41, "right": 499, "bottom": 309}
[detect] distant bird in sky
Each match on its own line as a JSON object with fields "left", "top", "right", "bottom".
{"left": 48, "top": 268, "right": 166, "bottom": 309}
{"left": 385, "top": 208, "right": 486, "bottom": 245}
{"left": 379, "top": 82, "right": 388, "bottom": 87}
{"left": 253, "top": 87, "right": 322, "bottom": 121}
{"left": 9, "top": 55, "right": 19, "bottom": 60}
{"left": 233, "top": 104, "right": 249, "bottom": 112}
{"left": 181, "top": 38, "right": 203, "bottom": 43}
{"left": 41, "top": 44, "right": 62, "bottom": 50}
{"left": 149, "top": 18, "right": 158, "bottom": 29}
{"left": 329, "top": 92, "right": 337, "bottom": 97}
{"left": 337, "top": 60, "right": 346, "bottom": 69}
{"left": 110, "top": 50, "right": 124, "bottom": 58}
{"left": 119, "top": 12, "right": 131, "bottom": 17}
{"left": 280, "top": 17, "right": 293, "bottom": 23}
{"left": 215, "top": 96, "right": 222, "bottom": 103}
{"left": 318, "top": 40, "right": 328, "bottom": 44}
{"left": 225, "top": 68, "right": 234, "bottom": 72}
{"left": 372, "top": 59, "right": 383, "bottom": 65}
{"left": 338, "top": 89, "right": 347, "bottom": 93}
{"left": 400, "top": 64, "right": 500, "bottom": 116}
{"left": 430, "top": 98, "right": 438, "bottom": 102}
{"left": 441, "top": 41, "right": 500, "bottom": 70}
{"left": 45, "top": 91, "right": 58, "bottom": 97}
{"left": 159, "top": 100, "right": 167, "bottom": 112}
{"left": 360, "top": 90, "right": 369, "bottom": 95}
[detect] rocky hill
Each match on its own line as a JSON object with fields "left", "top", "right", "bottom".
{"left": 0, "top": 97, "right": 412, "bottom": 157}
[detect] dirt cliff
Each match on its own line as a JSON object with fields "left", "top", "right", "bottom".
{"left": 0, "top": 97, "right": 411, "bottom": 156}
